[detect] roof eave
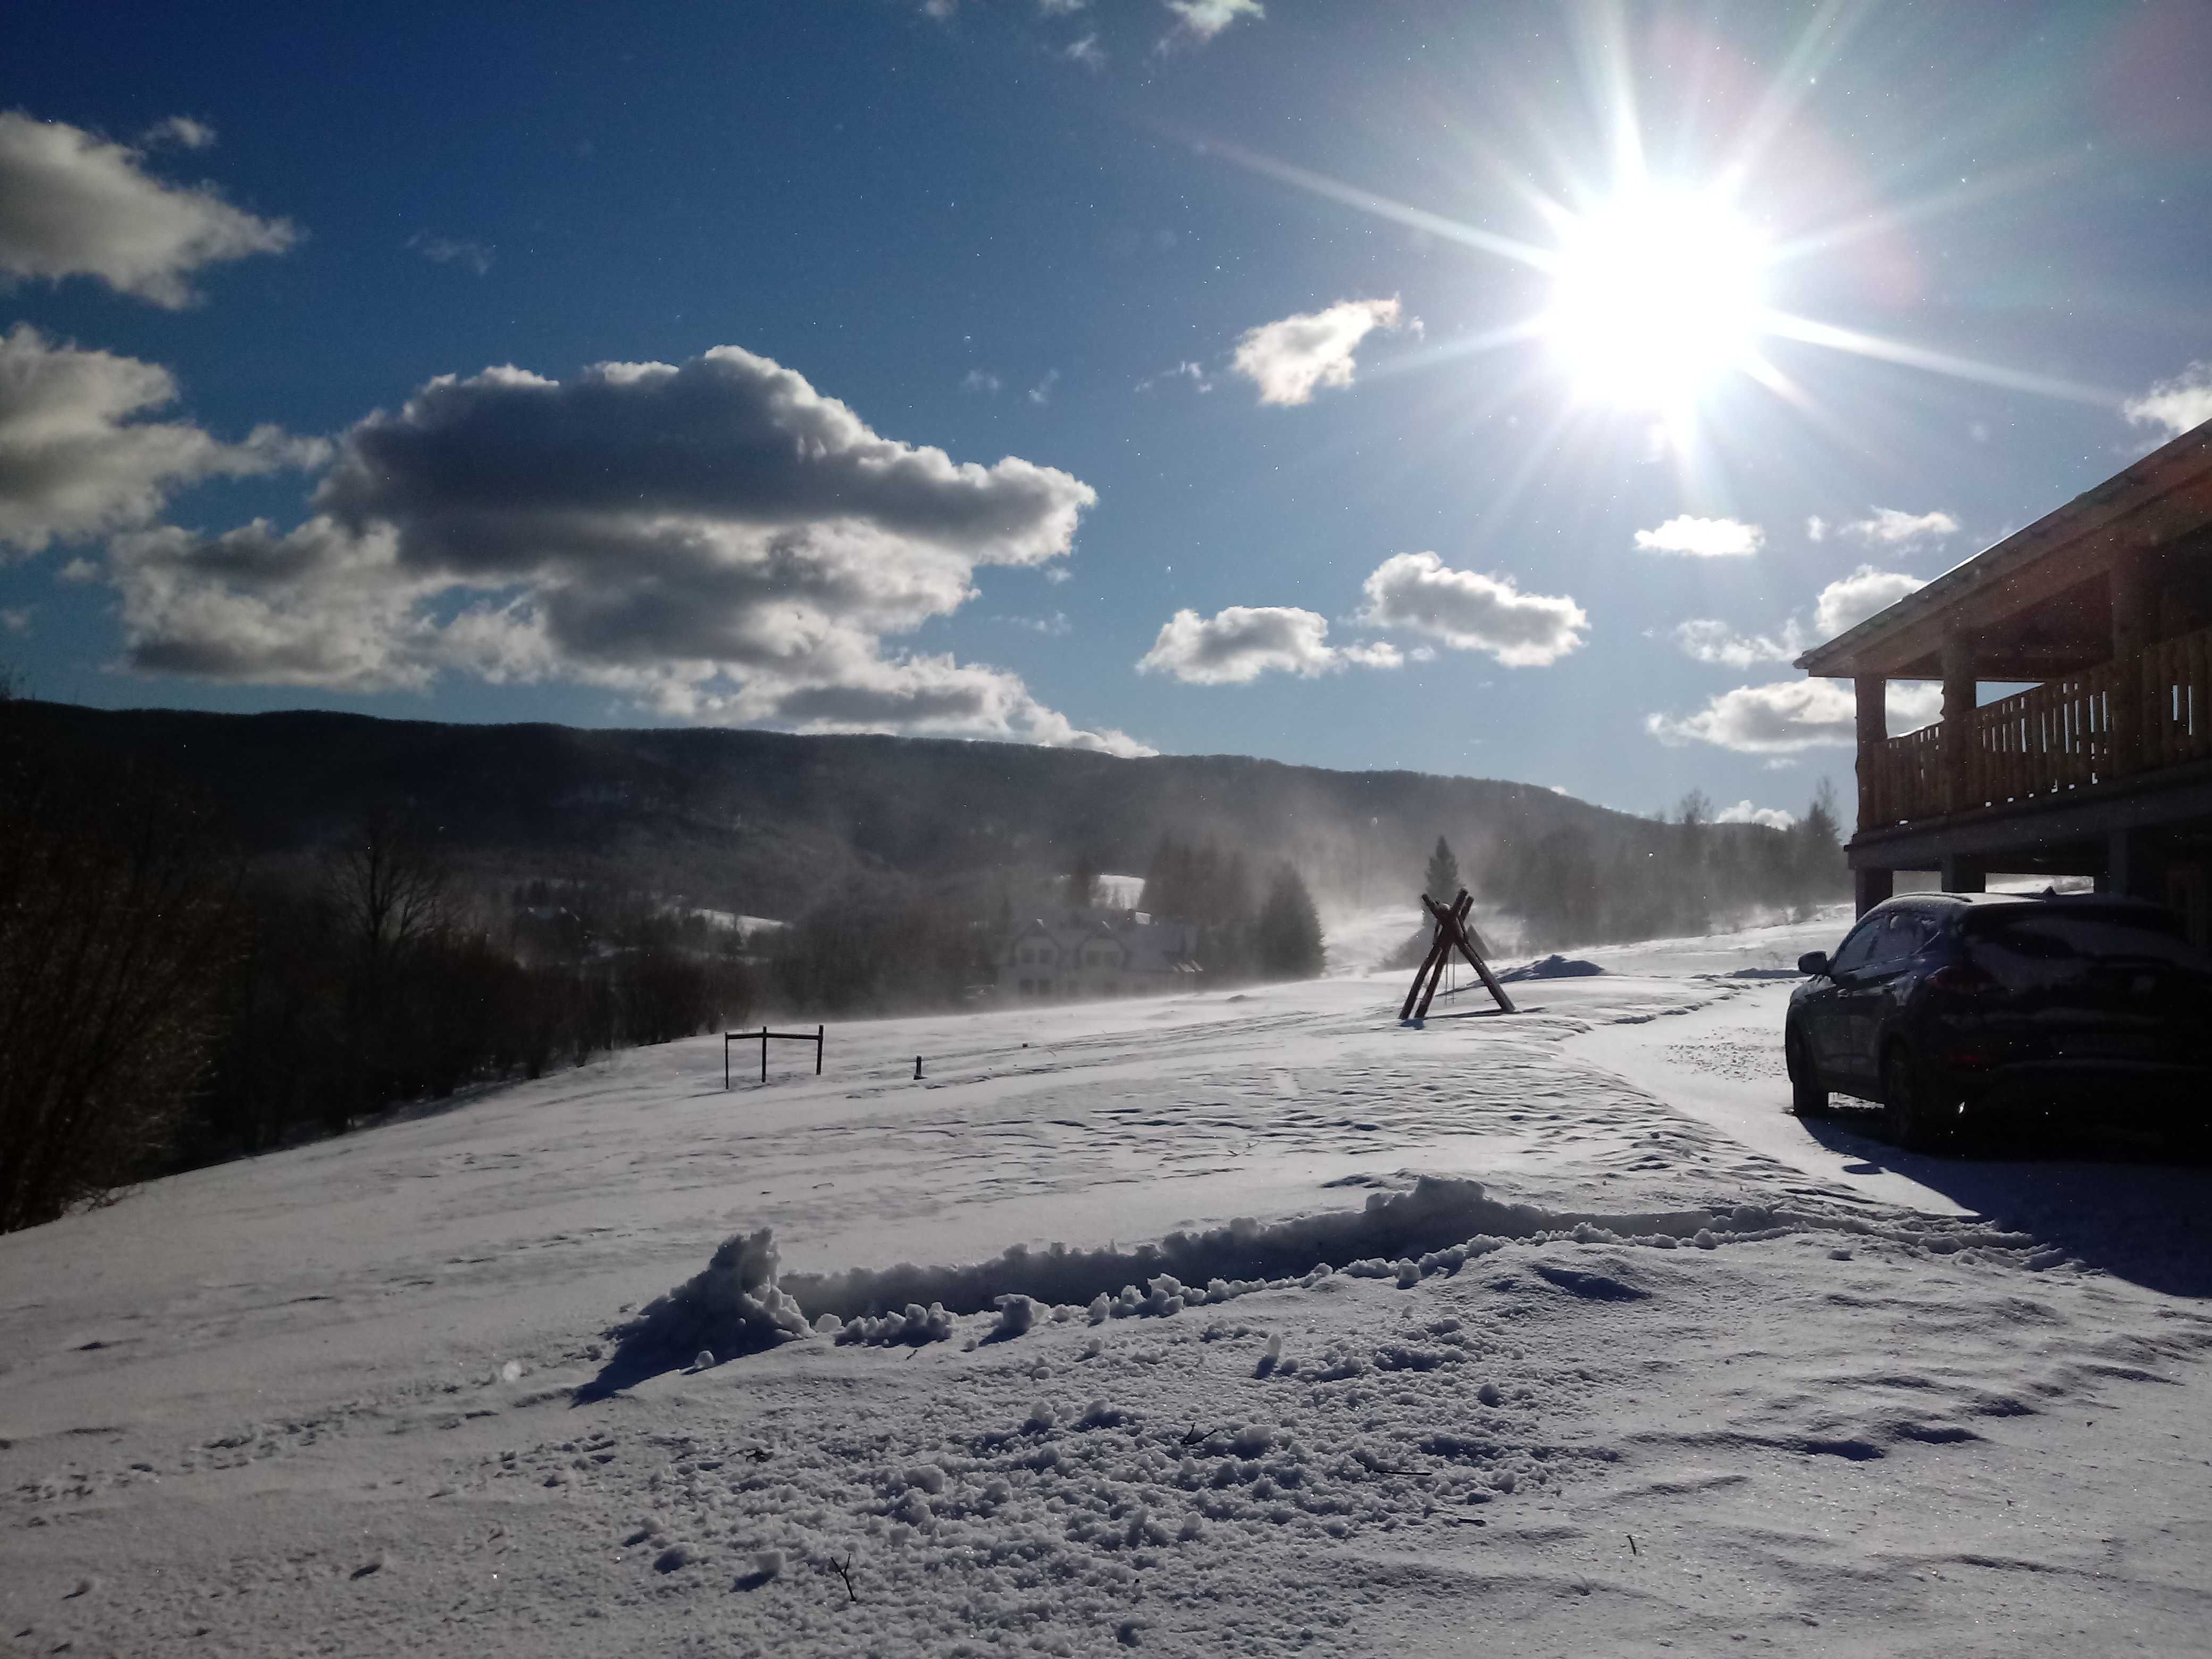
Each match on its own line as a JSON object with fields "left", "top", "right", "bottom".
{"left": 1796, "top": 417, "right": 2212, "bottom": 679}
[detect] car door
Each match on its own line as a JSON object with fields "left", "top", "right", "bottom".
{"left": 1832, "top": 910, "right": 1924, "bottom": 1084}
{"left": 1806, "top": 916, "right": 1883, "bottom": 1075}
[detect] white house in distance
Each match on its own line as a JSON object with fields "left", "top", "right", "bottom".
{"left": 1000, "top": 908, "right": 1203, "bottom": 1000}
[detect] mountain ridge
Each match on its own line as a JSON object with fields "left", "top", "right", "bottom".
{"left": 12, "top": 699, "right": 1696, "bottom": 918}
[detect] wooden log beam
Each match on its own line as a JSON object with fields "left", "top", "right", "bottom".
{"left": 1417, "top": 890, "right": 1515, "bottom": 1017}
{"left": 1397, "top": 890, "right": 1473, "bottom": 1020}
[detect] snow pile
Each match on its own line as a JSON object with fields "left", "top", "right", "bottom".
{"left": 782, "top": 1176, "right": 1603, "bottom": 1319}
{"left": 606, "top": 1228, "right": 810, "bottom": 1363}
{"left": 605, "top": 1185, "right": 2091, "bottom": 1392}
{"left": 614, "top": 1180, "right": 1810, "bottom": 1370}
{"left": 1498, "top": 953, "right": 1605, "bottom": 982}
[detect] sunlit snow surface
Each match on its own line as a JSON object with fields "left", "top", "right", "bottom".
{"left": 5, "top": 908, "right": 2212, "bottom": 1655}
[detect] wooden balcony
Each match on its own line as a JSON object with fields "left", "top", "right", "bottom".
{"left": 1864, "top": 621, "right": 2212, "bottom": 830}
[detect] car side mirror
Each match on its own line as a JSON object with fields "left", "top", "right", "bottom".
{"left": 1797, "top": 951, "right": 1830, "bottom": 977}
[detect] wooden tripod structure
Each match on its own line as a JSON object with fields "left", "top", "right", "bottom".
{"left": 1398, "top": 887, "right": 1515, "bottom": 1020}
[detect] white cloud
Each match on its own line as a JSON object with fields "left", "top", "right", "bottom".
{"left": 407, "top": 231, "right": 493, "bottom": 275}
{"left": 0, "top": 111, "right": 297, "bottom": 307}
{"left": 1713, "top": 799, "right": 1795, "bottom": 830}
{"left": 1137, "top": 361, "right": 1212, "bottom": 394}
{"left": 2124, "top": 363, "right": 2212, "bottom": 439}
{"left": 1672, "top": 617, "right": 1803, "bottom": 668}
{"left": 1231, "top": 297, "right": 1407, "bottom": 407}
{"left": 1806, "top": 515, "right": 1826, "bottom": 542}
{"left": 1647, "top": 680, "right": 1942, "bottom": 753}
{"left": 1137, "top": 605, "right": 1399, "bottom": 684}
{"left": 1062, "top": 32, "right": 1106, "bottom": 67}
{"left": 1632, "top": 515, "right": 1763, "bottom": 558}
{"left": 1028, "top": 368, "right": 1060, "bottom": 406}
{"left": 1813, "top": 565, "right": 1927, "bottom": 639}
{"left": 1357, "top": 551, "right": 1587, "bottom": 666}
{"left": 0, "top": 606, "right": 30, "bottom": 635}
{"left": 139, "top": 116, "right": 215, "bottom": 151}
{"left": 1840, "top": 507, "right": 1958, "bottom": 546}
{"left": 1337, "top": 639, "right": 1403, "bottom": 669}
{"left": 961, "top": 368, "right": 1002, "bottom": 395}
{"left": 97, "top": 344, "right": 1147, "bottom": 754}
{"left": 1038, "top": 0, "right": 1089, "bottom": 12}
{"left": 1161, "top": 0, "right": 1263, "bottom": 46}
{"left": 0, "top": 324, "right": 325, "bottom": 558}
{"left": 995, "top": 610, "right": 1071, "bottom": 636}
{"left": 1670, "top": 566, "right": 1930, "bottom": 668}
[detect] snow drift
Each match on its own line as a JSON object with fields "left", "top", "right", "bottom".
{"left": 601, "top": 1178, "right": 1790, "bottom": 1371}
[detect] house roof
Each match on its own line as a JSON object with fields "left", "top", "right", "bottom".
{"left": 1795, "top": 416, "right": 2212, "bottom": 680}
{"left": 1007, "top": 910, "right": 1200, "bottom": 973}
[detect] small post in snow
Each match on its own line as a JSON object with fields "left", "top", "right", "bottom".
{"left": 914, "top": 1055, "right": 923, "bottom": 1081}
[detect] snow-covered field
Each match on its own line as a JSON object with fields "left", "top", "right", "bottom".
{"left": 5, "top": 906, "right": 2211, "bottom": 1655}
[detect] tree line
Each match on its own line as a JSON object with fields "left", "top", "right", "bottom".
{"left": 1439, "top": 784, "right": 1848, "bottom": 953}
{"left": 0, "top": 693, "right": 759, "bottom": 1231}
{"left": 1136, "top": 836, "right": 1325, "bottom": 981}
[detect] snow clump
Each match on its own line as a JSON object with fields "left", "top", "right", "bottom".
{"left": 608, "top": 1229, "right": 809, "bottom": 1364}
{"left": 836, "top": 1302, "right": 955, "bottom": 1347}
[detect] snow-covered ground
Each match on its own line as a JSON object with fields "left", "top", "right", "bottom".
{"left": 5, "top": 908, "right": 2211, "bottom": 1655}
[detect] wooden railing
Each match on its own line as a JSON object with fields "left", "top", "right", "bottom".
{"left": 1864, "top": 720, "right": 1943, "bottom": 831}
{"left": 1864, "top": 621, "right": 2212, "bottom": 828}
{"left": 1974, "top": 664, "right": 2116, "bottom": 807}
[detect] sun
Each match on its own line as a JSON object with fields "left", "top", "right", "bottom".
{"left": 1543, "top": 189, "right": 1770, "bottom": 409}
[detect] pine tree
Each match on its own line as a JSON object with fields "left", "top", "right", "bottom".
{"left": 1254, "top": 865, "right": 1324, "bottom": 979}
{"left": 1423, "top": 835, "right": 1460, "bottom": 907}
{"left": 1066, "top": 848, "right": 1099, "bottom": 910}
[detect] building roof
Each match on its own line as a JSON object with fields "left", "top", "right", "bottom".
{"left": 1795, "top": 416, "right": 2212, "bottom": 680}
{"left": 1007, "top": 909, "right": 1201, "bottom": 974}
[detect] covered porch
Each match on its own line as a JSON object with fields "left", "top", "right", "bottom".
{"left": 1796, "top": 420, "right": 2212, "bottom": 945}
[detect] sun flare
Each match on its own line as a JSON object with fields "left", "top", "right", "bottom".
{"left": 1544, "top": 190, "right": 1769, "bottom": 409}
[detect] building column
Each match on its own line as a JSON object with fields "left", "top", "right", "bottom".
{"left": 2109, "top": 550, "right": 2151, "bottom": 776}
{"left": 1940, "top": 634, "right": 1977, "bottom": 816}
{"left": 1939, "top": 853, "right": 1985, "bottom": 893}
{"left": 2106, "top": 827, "right": 2167, "bottom": 903}
{"left": 1854, "top": 866, "right": 1894, "bottom": 916}
{"left": 1854, "top": 676, "right": 1888, "bottom": 835}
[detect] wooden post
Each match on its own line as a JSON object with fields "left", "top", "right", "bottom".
{"left": 1397, "top": 912, "right": 1453, "bottom": 1021}
{"left": 760, "top": 1026, "right": 768, "bottom": 1085}
{"left": 1940, "top": 635, "right": 1976, "bottom": 817}
{"left": 816, "top": 1025, "right": 824, "bottom": 1075}
{"left": 2110, "top": 551, "right": 2150, "bottom": 776}
{"left": 1938, "top": 852, "right": 1984, "bottom": 894}
{"left": 914, "top": 1055, "right": 923, "bottom": 1080}
{"left": 1854, "top": 867, "right": 1894, "bottom": 916}
{"left": 1854, "top": 676, "right": 1887, "bottom": 833}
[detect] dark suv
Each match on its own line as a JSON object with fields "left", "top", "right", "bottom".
{"left": 1784, "top": 893, "right": 2212, "bottom": 1152}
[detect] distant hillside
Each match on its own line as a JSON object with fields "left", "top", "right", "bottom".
{"left": 10, "top": 701, "right": 1699, "bottom": 923}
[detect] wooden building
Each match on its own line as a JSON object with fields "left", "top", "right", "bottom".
{"left": 1796, "top": 418, "right": 2212, "bottom": 945}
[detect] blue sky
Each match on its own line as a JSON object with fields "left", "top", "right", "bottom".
{"left": 5, "top": 0, "right": 2211, "bottom": 825}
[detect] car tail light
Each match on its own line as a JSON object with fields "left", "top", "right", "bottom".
{"left": 1929, "top": 963, "right": 1998, "bottom": 996}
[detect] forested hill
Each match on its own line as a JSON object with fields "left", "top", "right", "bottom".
{"left": 11, "top": 700, "right": 1837, "bottom": 941}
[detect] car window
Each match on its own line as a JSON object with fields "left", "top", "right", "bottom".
{"left": 1867, "top": 910, "right": 1930, "bottom": 966}
{"left": 1828, "top": 918, "right": 1882, "bottom": 975}
{"left": 1969, "top": 912, "right": 2208, "bottom": 969}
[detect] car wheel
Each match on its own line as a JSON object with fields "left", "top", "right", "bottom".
{"left": 1881, "top": 1041, "right": 1956, "bottom": 1154}
{"left": 1785, "top": 1028, "right": 1829, "bottom": 1118}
